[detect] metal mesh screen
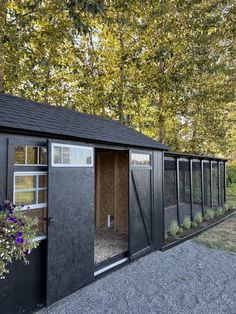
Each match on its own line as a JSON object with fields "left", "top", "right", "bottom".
{"left": 179, "top": 159, "right": 191, "bottom": 224}
{"left": 219, "top": 163, "right": 225, "bottom": 206}
{"left": 164, "top": 157, "right": 177, "bottom": 232}
{"left": 212, "top": 162, "right": 219, "bottom": 209}
{"left": 203, "top": 161, "right": 211, "bottom": 212}
{"left": 192, "top": 160, "right": 202, "bottom": 218}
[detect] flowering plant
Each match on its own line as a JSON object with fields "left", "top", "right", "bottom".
{"left": 0, "top": 200, "right": 39, "bottom": 278}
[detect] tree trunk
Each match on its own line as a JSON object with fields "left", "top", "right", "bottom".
{"left": 158, "top": 112, "right": 165, "bottom": 143}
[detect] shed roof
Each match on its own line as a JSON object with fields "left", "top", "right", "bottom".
{"left": 0, "top": 94, "right": 169, "bottom": 150}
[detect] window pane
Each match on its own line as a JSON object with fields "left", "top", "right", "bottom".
{"left": 53, "top": 144, "right": 93, "bottom": 166}
{"left": 27, "top": 146, "right": 38, "bottom": 164}
{"left": 63, "top": 147, "right": 70, "bottom": 163}
{"left": 219, "top": 163, "right": 225, "bottom": 206}
{"left": 15, "top": 175, "right": 36, "bottom": 190}
{"left": 38, "top": 190, "right": 47, "bottom": 204}
{"left": 203, "top": 162, "right": 211, "bottom": 210}
{"left": 39, "top": 175, "right": 47, "bottom": 188}
{"left": 131, "top": 153, "right": 151, "bottom": 166}
{"left": 212, "top": 162, "right": 219, "bottom": 208}
{"left": 70, "top": 147, "right": 92, "bottom": 165}
{"left": 164, "top": 158, "right": 177, "bottom": 232}
{"left": 14, "top": 146, "right": 25, "bottom": 164}
{"left": 179, "top": 159, "right": 191, "bottom": 224}
{"left": 15, "top": 191, "right": 36, "bottom": 206}
{"left": 39, "top": 147, "right": 47, "bottom": 165}
{"left": 192, "top": 160, "right": 202, "bottom": 218}
{"left": 54, "top": 146, "right": 62, "bottom": 164}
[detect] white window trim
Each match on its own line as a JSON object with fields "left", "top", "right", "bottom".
{"left": 131, "top": 151, "right": 152, "bottom": 167}
{"left": 14, "top": 146, "right": 47, "bottom": 167}
{"left": 51, "top": 143, "right": 94, "bottom": 167}
{"left": 13, "top": 171, "right": 47, "bottom": 210}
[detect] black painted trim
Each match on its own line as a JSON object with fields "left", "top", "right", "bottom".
{"left": 190, "top": 159, "right": 193, "bottom": 220}
{"left": 176, "top": 158, "right": 180, "bottom": 224}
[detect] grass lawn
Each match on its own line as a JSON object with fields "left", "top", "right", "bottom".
{"left": 195, "top": 183, "right": 236, "bottom": 255}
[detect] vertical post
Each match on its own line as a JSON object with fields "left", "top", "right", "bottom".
{"left": 190, "top": 159, "right": 193, "bottom": 221}
{"left": 210, "top": 160, "right": 213, "bottom": 210}
{"left": 201, "top": 159, "right": 205, "bottom": 216}
{"left": 176, "top": 158, "right": 180, "bottom": 224}
{"left": 218, "top": 162, "right": 221, "bottom": 207}
{"left": 224, "top": 161, "right": 227, "bottom": 203}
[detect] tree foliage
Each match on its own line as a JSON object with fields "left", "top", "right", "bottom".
{"left": 0, "top": 0, "right": 235, "bottom": 157}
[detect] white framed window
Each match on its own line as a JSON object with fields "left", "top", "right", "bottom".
{"left": 131, "top": 152, "right": 152, "bottom": 166}
{"left": 13, "top": 172, "right": 47, "bottom": 210}
{"left": 51, "top": 143, "right": 93, "bottom": 167}
{"left": 14, "top": 145, "right": 47, "bottom": 166}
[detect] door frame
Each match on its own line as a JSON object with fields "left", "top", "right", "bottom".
{"left": 93, "top": 145, "right": 130, "bottom": 275}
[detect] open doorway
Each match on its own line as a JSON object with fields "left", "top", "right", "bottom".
{"left": 95, "top": 148, "right": 129, "bottom": 266}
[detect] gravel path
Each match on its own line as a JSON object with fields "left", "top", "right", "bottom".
{"left": 37, "top": 241, "right": 236, "bottom": 314}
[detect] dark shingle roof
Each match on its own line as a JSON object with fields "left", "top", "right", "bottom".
{"left": 0, "top": 94, "right": 169, "bottom": 150}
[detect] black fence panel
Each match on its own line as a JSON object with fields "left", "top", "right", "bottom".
{"left": 203, "top": 161, "right": 211, "bottom": 211}
{"left": 179, "top": 159, "right": 191, "bottom": 224}
{"left": 212, "top": 162, "right": 219, "bottom": 209}
{"left": 164, "top": 157, "right": 177, "bottom": 232}
{"left": 192, "top": 160, "right": 203, "bottom": 218}
{"left": 219, "top": 163, "right": 225, "bottom": 207}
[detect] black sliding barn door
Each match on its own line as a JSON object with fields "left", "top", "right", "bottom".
{"left": 129, "top": 150, "right": 153, "bottom": 259}
{"left": 47, "top": 140, "right": 94, "bottom": 306}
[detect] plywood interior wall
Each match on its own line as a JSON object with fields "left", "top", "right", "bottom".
{"left": 95, "top": 150, "right": 128, "bottom": 234}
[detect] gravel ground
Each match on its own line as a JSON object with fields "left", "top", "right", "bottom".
{"left": 95, "top": 228, "right": 128, "bottom": 264}
{"left": 37, "top": 240, "right": 236, "bottom": 314}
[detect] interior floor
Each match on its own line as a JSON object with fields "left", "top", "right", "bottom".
{"left": 94, "top": 227, "right": 128, "bottom": 264}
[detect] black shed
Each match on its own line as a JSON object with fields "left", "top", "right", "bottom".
{"left": 0, "top": 94, "right": 227, "bottom": 314}
{"left": 0, "top": 94, "right": 168, "bottom": 313}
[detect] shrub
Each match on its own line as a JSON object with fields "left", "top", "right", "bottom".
{"left": 178, "top": 226, "right": 184, "bottom": 235}
{"left": 207, "top": 210, "right": 215, "bottom": 219}
{"left": 228, "top": 201, "right": 234, "bottom": 210}
{"left": 194, "top": 212, "right": 203, "bottom": 224}
{"left": 0, "top": 200, "right": 39, "bottom": 279}
{"left": 191, "top": 221, "right": 198, "bottom": 228}
{"left": 214, "top": 207, "right": 224, "bottom": 217}
{"left": 224, "top": 203, "right": 229, "bottom": 212}
{"left": 204, "top": 211, "right": 211, "bottom": 221}
{"left": 183, "top": 216, "right": 191, "bottom": 230}
{"left": 169, "top": 220, "right": 179, "bottom": 237}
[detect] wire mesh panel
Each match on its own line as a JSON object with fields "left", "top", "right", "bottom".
{"left": 164, "top": 157, "right": 177, "bottom": 232}
{"left": 192, "top": 160, "right": 203, "bottom": 218}
{"left": 203, "top": 161, "right": 211, "bottom": 212}
{"left": 179, "top": 159, "right": 191, "bottom": 224}
{"left": 212, "top": 162, "right": 219, "bottom": 209}
{"left": 219, "top": 162, "right": 225, "bottom": 206}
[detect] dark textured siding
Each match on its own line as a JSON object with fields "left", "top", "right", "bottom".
{"left": 46, "top": 140, "right": 95, "bottom": 305}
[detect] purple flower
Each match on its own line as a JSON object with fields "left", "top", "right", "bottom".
{"left": 5, "top": 201, "right": 10, "bottom": 208}
{"left": 8, "top": 217, "right": 16, "bottom": 223}
{"left": 17, "top": 231, "right": 23, "bottom": 237}
{"left": 23, "top": 249, "right": 29, "bottom": 255}
{"left": 15, "top": 237, "right": 24, "bottom": 244}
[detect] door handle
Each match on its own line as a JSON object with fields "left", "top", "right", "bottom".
{"left": 47, "top": 217, "right": 59, "bottom": 225}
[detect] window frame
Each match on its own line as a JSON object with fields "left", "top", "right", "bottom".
{"left": 13, "top": 171, "right": 47, "bottom": 210}
{"left": 14, "top": 145, "right": 48, "bottom": 167}
{"left": 51, "top": 143, "right": 94, "bottom": 167}
{"left": 130, "top": 150, "right": 152, "bottom": 167}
